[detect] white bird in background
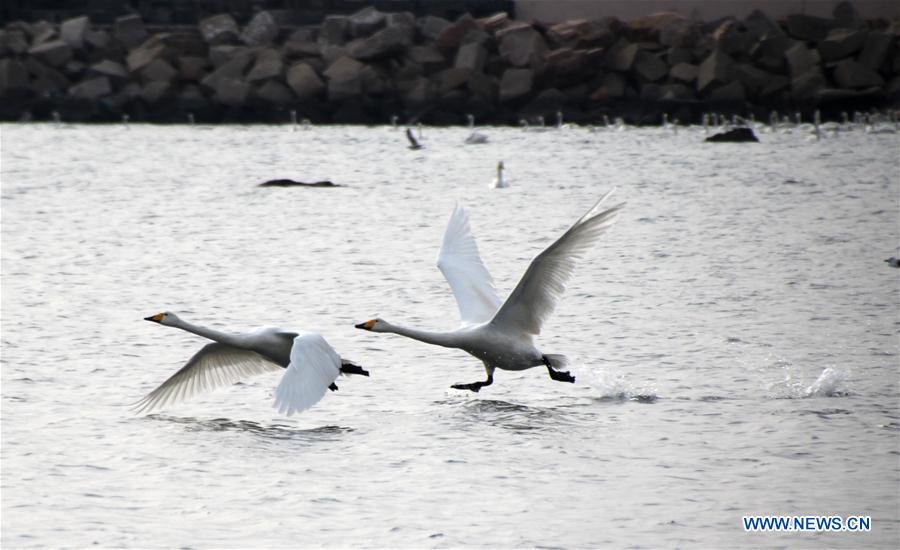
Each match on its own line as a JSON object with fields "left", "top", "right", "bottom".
{"left": 134, "top": 312, "right": 369, "bottom": 416}
{"left": 356, "top": 191, "right": 624, "bottom": 392}
{"left": 491, "top": 160, "right": 508, "bottom": 188}
{"left": 464, "top": 114, "right": 489, "bottom": 144}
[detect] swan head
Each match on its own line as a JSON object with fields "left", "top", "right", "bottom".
{"left": 144, "top": 311, "right": 179, "bottom": 326}
{"left": 355, "top": 318, "right": 389, "bottom": 332}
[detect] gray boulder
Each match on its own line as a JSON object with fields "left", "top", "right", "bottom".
{"left": 784, "top": 43, "right": 821, "bottom": 79}
{"left": 201, "top": 52, "right": 254, "bottom": 90}
{"left": 697, "top": 50, "right": 734, "bottom": 92}
{"left": 418, "top": 15, "right": 451, "bottom": 41}
{"left": 126, "top": 36, "right": 167, "bottom": 73}
{"left": 498, "top": 25, "right": 547, "bottom": 67}
{"left": 284, "top": 40, "right": 321, "bottom": 59}
{"left": 140, "top": 58, "right": 177, "bottom": 82}
{"left": 658, "top": 82, "right": 694, "bottom": 101}
{"left": 29, "top": 40, "right": 73, "bottom": 67}
{"left": 60, "top": 16, "right": 90, "bottom": 50}
{"left": 785, "top": 14, "right": 833, "bottom": 42}
{"left": 4, "top": 29, "right": 30, "bottom": 55}
{"left": 499, "top": 67, "right": 533, "bottom": 102}
{"left": 667, "top": 47, "right": 693, "bottom": 65}
{"left": 543, "top": 47, "right": 589, "bottom": 76}
{"left": 141, "top": 81, "right": 172, "bottom": 104}
{"left": 30, "top": 21, "right": 57, "bottom": 47}
{"left": 246, "top": 48, "right": 283, "bottom": 81}
{"left": 209, "top": 45, "right": 249, "bottom": 68}
{"left": 0, "top": 59, "right": 29, "bottom": 93}
{"left": 833, "top": 1, "right": 866, "bottom": 29}
{"left": 858, "top": 32, "right": 891, "bottom": 70}
{"left": 387, "top": 12, "right": 415, "bottom": 29}
{"left": 318, "top": 16, "right": 349, "bottom": 46}
{"left": 86, "top": 30, "right": 111, "bottom": 51}
{"left": 69, "top": 76, "right": 111, "bottom": 99}
{"left": 832, "top": 59, "right": 884, "bottom": 89}
{"left": 670, "top": 62, "right": 699, "bottom": 83}
{"left": 89, "top": 59, "right": 129, "bottom": 81}
{"left": 604, "top": 41, "right": 639, "bottom": 71}
{"left": 324, "top": 55, "right": 365, "bottom": 100}
{"left": 212, "top": 78, "right": 250, "bottom": 106}
{"left": 467, "top": 72, "right": 497, "bottom": 100}
{"left": 659, "top": 18, "right": 701, "bottom": 48}
{"left": 455, "top": 41, "right": 488, "bottom": 72}
{"left": 734, "top": 63, "right": 774, "bottom": 95}
{"left": 433, "top": 67, "right": 471, "bottom": 95}
{"left": 713, "top": 21, "right": 755, "bottom": 55}
{"left": 286, "top": 62, "right": 324, "bottom": 100}
{"left": 349, "top": 25, "right": 413, "bottom": 61}
{"left": 25, "top": 58, "right": 69, "bottom": 91}
{"left": 480, "top": 12, "right": 511, "bottom": 34}
{"left": 791, "top": 69, "right": 826, "bottom": 100}
{"left": 348, "top": 6, "right": 385, "bottom": 38}
{"left": 436, "top": 14, "right": 478, "bottom": 53}
{"left": 744, "top": 10, "right": 784, "bottom": 39}
{"left": 199, "top": 14, "right": 240, "bottom": 45}
{"left": 254, "top": 80, "right": 293, "bottom": 103}
{"left": 241, "top": 11, "right": 279, "bottom": 46}
{"left": 115, "top": 14, "right": 148, "bottom": 50}
{"left": 408, "top": 46, "right": 446, "bottom": 74}
{"left": 818, "top": 28, "right": 867, "bottom": 62}
{"left": 709, "top": 80, "right": 746, "bottom": 102}
{"left": 590, "top": 72, "right": 626, "bottom": 100}
{"left": 633, "top": 51, "right": 668, "bottom": 81}
{"left": 176, "top": 56, "right": 207, "bottom": 81}
{"left": 402, "top": 76, "right": 431, "bottom": 106}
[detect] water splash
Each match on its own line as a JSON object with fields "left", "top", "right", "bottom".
{"left": 573, "top": 364, "right": 658, "bottom": 402}
{"left": 803, "top": 367, "right": 851, "bottom": 397}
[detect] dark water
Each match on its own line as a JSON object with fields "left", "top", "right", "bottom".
{"left": 1, "top": 123, "right": 898, "bottom": 548}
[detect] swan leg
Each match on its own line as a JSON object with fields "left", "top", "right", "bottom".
{"left": 340, "top": 361, "right": 370, "bottom": 376}
{"left": 451, "top": 365, "right": 494, "bottom": 392}
{"left": 543, "top": 356, "right": 575, "bottom": 383}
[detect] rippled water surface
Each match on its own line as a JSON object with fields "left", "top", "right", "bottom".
{"left": 2, "top": 122, "right": 898, "bottom": 548}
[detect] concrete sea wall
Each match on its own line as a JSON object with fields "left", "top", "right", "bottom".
{"left": 0, "top": 1, "right": 898, "bottom": 125}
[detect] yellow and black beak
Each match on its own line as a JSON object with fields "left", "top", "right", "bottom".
{"left": 144, "top": 313, "right": 164, "bottom": 323}
{"left": 355, "top": 320, "right": 375, "bottom": 330}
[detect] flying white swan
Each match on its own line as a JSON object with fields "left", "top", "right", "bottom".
{"left": 356, "top": 191, "right": 624, "bottom": 391}
{"left": 134, "top": 312, "right": 369, "bottom": 415}
{"left": 491, "top": 161, "right": 508, "bottom": 188}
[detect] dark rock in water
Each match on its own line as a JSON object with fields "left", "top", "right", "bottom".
{"left": 259, "top": 179, "right": 341, "bottom": 188}
{"left": 705, "top": 127, "right": 759, "bottom": 143}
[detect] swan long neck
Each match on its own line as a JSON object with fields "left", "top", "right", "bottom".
{"left": 383, "top": 322, "right": 459, "bottom": 348}
{"left": 173, "top": 318, "right": 245, "bottom": 348}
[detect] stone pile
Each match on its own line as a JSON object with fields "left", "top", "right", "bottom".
{"left": 0, "top": 2, "right": 897, "bottom": 124}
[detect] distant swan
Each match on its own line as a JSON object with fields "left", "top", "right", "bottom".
{"left": 491, "top": 161, "right": 508, "bottom": 188}
{"left": 134, "top": 312, "right": 369, "bottom": 415}
{"left": 464, "top": 114, "right": 489, "bottom": 144}
{"left": 356, "top": 192, "right": 624, "bottom": 391}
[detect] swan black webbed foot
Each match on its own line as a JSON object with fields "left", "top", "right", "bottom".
{"left": 451, "top": 373, "right": 493, "bottom": 393}
{"left": 543, "top": 356, "right": 575, "bottom": 383}
{"left": 329, "top": 382, "right": 339, "bottom": 391}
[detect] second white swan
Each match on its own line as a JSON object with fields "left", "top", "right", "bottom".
{"left": 356, "top": 191, "right": 623, "bottom": 391}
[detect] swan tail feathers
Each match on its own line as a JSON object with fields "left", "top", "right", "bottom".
{"left": 340, "top": 360, "right": 370, "bottom": 377}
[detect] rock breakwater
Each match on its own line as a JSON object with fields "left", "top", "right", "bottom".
{"left": 0, "top": 2, "right": 897, "bottom": 124}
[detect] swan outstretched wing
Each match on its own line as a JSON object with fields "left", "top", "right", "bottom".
{"left": 273, "top": 332, "right": 341, "bottom": 416}
{"left": 436, "top": 204, "right": 503, "bottom": 325}
{"left": 133, "top": 343, "right": 282, "bottom": 414}
{"left": 490, "top": 191, "right": 624, "bottom": 337}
